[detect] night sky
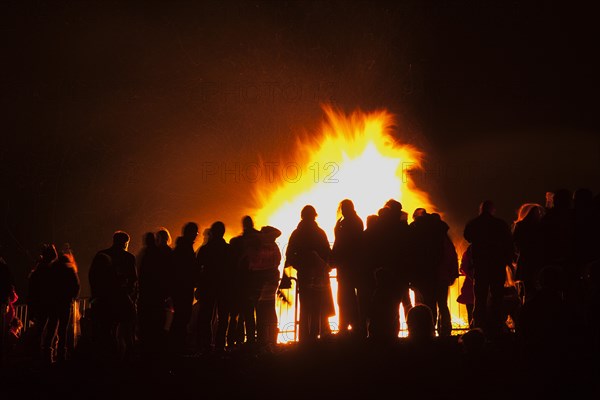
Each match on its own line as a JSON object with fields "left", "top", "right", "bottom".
{"left": 2, "top": 0, "right": 599, "bottom": 296}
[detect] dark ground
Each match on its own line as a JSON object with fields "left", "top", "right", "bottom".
{"left": 3, "top": 333, "right": 598, "bottom": 400}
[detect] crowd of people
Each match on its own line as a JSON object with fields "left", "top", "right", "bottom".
{"left": 1, "top": 187, "right": 599, "bottom": 379}
{"left": 1, "top": 244, "right": 80, "bottom": 364}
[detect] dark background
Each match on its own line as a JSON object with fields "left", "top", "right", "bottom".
{"left": 2, "top": 0, "right": 599, "bottom": 297}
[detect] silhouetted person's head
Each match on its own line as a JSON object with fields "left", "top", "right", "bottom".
{"left": 113, "top": 231, "right": 130, "bottom": 251}
{"left": 143, "top": 232, "right": 155, "bottom": 248}
{"left": 459, "top": 328, "right": 486, "bottom": 354}
{"left": 40, "top": 243, "right": 58, "bottom": 263}
{"left": 260, "top": 225, "right": 282, "bottom": 241}
{"left": 385, "top": 199, "right": 403, "bottom": 217}
{"left": 552, "top": 189, "right": 572, "bottom": 210}
{"left": 301, "top": 205, "right": 318, "bottom": 221}
{"left": 182, "top": 222, "right": 199, "bottom": 243}
{"left": 57, "top": 251, "right": 77, "bottom": 271}
{"left": 366, "top": 214, "right": 379, "bottom": 230}
{"left": 527, "top": 205, "right": 544, "bottom": 222}
{"left": 406, "top": 304, "right": 435, "bottom": 340}
{"left": 210, "top": 221, "right": 226, "bottom": 239}
{"left": 339, "top": 199, "right": 355, "bottom": 217}
{"left": 242, "top": 215, "right": 254, "bottom": 232}
{"left": 413, "top": 208, "right": 427, "bottom": 220}
{"left": 479, "top": 200, "right": 495, "bottom": 216}
{"left": 378, "top": 207, "right": 389, "bottom": 218}
{"left": 202, "top": 228, "right": 211, "bottom": 245}
{"left": 515, "top": 203, "right": 545, "bottom": 227}
{"left": 156, "top": 228, "right": 172, "bottom": 247}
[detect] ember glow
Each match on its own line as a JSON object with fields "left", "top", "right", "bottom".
{"left": 252, "top": 106, "right": 462, "bottom": 342}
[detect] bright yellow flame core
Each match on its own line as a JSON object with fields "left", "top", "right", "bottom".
{"left": 254, "top": 107, "right": 436, "bottom": 240}
{"left": 252, "top": 107, "right": 449, "bottom": 341}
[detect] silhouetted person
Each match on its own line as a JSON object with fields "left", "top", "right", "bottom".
{"left": 403, "top": 304, "right": 461, "bottom": 392}
{"left": 410, "top": 209, "right": 456, "bottom": 336}
{"left": 155, "top": 228, "right": 174, "bottom": 351}
{"left": 406, "top": 303, "right": 435, "bottom": 343}
{"left": 229, "top": 216, "right": 260, "bottom": 346}
{"left": 156, "top": 228, "right": 174, "bottom": 268}
{"left": 332, "top": 199, "right": 365, "bottom": 338}
{"left": 169, "top": 222, "right": 199, "bottom": 355}
{"left": 512, "top": 203, "right": 545, "bottom": 303}
{"left": 385, "top": 199, "right": 409, "bottom": 223}
{"left": 285, "top": 205, "right": 334, "bottom": 344}
{"left": 195, "top": 221, "right": 231, "bottom": 354}
{"left": 40, "top": 251, "right": 80, "bottom": 363}
{"left": 137, "top": 231, "right": 170, "bottom": 360}
{"left": 540, "top": 189, "right": 574, "bottom": 287}
{"left": 245, "top": 225, "right": 282, "bottom": 350}
{"left": 98, "top": 231, "right": 137, "bottom": 360}
{"left": 373, "top": 200, "right": 413, "bottom": 325}
{"left": 361, "top": 214, "right": 380, "bottom": 326}
{"left": 412, "top": 207, "right": 427, "bottom": 220}
{"left": 459, "top": 327, "right": 486, "bottom": 359}
{"left": 464, "top": 200, "right": 514, "bottom": 337}
{"left": 25, "top": 243, "right": 57, "bottom": 359}
{"left": 88, "top": 251, "right": 119, "bottom": 358}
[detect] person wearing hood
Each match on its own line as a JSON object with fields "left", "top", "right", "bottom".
{"left": 244, "top": 225, "right": 282, "bottom": 349}
{"left": 410, "top": 210, "right": 457, "bottom": 337}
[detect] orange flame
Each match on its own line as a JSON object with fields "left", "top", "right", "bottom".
{"left": 251, "top": 106, "right": 464, "bottom": 342}
{"left": 254, "top": 106, "right": 436, "bottom": 236}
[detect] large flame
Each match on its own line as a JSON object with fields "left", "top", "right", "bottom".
{"left": 251, "top": 106, "right": 461, "bottom": 342}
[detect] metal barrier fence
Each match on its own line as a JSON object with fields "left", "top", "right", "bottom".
{"left": 12, "top": 298, "right": 89, "bottom": 335}
{"left": 5, "top": 277, "right": 480, "bottom": 351}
